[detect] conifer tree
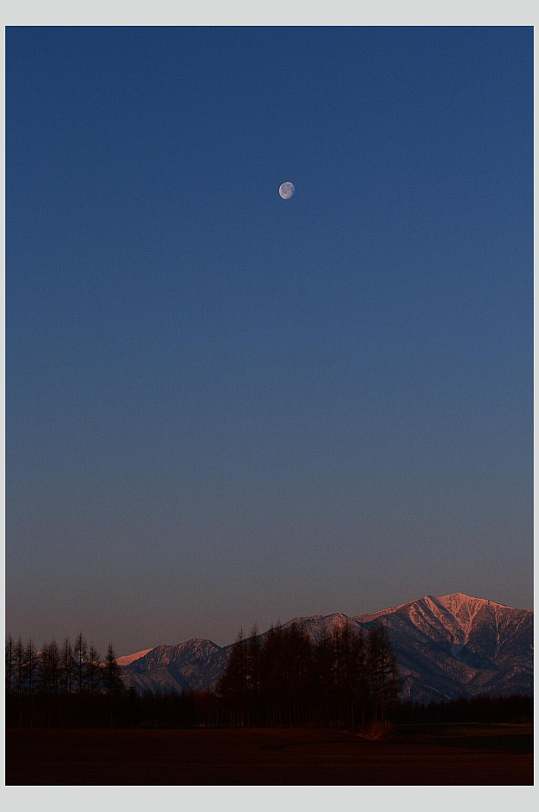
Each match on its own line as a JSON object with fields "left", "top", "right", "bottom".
{"left": 103, "top": 643, "right": 123, "bottom": 696}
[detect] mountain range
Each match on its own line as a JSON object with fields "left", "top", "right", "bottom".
{"left": 119, "top": 592, "right": 533, "bottom": 703}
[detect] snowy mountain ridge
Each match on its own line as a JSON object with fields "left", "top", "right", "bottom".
{"left": 119, "top": 592, "right": 532, "bottom": 702}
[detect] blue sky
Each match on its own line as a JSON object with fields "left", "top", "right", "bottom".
{"left": 7, "top": 27, "right": 532, "bottom": 652}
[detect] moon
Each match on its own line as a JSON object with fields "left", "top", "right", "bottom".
{"left": 278, "top": 181, "right": 295, "bottom": 200}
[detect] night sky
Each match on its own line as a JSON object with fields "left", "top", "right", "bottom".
{"left": 7, "top": 27, "right": 532, "bottom": 653}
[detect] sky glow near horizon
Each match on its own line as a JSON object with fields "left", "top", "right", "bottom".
{"left": 7, "top": 26, "right": 532, "bottom": 652}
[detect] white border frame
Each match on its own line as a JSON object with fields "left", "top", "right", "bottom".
{"left": 0, "top": 1, "right": 536, "bottom": 807}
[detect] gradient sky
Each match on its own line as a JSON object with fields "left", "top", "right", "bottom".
{"left": 7, "top": 26, "right": 532, "bottom": 654}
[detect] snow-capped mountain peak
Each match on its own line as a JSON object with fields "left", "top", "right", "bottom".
{"left": 118, "top": 592, "right": 532, "bottom": 703}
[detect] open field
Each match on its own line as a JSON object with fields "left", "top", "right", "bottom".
{"left": 6, "top": 723, "right": 533, "bottom": 785}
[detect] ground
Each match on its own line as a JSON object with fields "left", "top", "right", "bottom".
{"left": 6, "top": 723, "right": 533, "bottom": 785}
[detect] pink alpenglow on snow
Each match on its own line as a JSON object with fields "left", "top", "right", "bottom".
{"left": 116, "top": 648, "right": 153, "bottom": 667}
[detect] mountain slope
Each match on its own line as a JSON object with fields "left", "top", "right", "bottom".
{"left": 119, "top": 593, "right": 532, "bottom": 702}
{"left": 121, "top": 639, "right": 228, "bottom": 694}
{"left": 354, "top": 593, "right": 533, "bottom": 701}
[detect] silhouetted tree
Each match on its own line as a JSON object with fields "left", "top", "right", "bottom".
{"left": 331, "top": 623, "right": 368, "bottom": 727}
{"left": 60, "top": 638, "right": 74, "bottom": 695}
{"left": 217, "top": 629, "right": 248, "bottom": 725}
{"left": 24, "top": 640, "right": 38, "bottom": 697}
{"left": 14, "top": 638, "right": 25, "bottom": 695}
{"left": 312, "top": 627, "right": 335, "bottom": 724}
{"left": 5, "top": 636, "right": 14, "bottom": 696}
{"left": 74, "top": 633, "right": 88, "bottom": 694}
{"left": 87, "top": 645, "right": 102, "bottom": 695}
{"left": 245, "top": 626, "right": 261, "bottom": 724}
{"left": 103, "top": 644, "right": 123, "bottom": 695}
{"left": 40, "top": 641, "right": 60, "bottom": 695}
{"left": 101, "top": 643, "right": 124, "bottom": 727}
{"left": 366, "top": 624, "right": 400, "bottom": 721}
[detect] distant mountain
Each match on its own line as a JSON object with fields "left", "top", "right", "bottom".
{"left": 119, "top": 592, "right": 533, "bottom": 703}
{"left": 121, "top": 639, "right": 228, "bottom": 695}
{"left": 354, "top": 592, "right": 533, "bottom": 702}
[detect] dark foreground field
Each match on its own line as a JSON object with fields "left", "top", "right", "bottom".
{"left": 7, "top": 724, "right": 533, "bottom": 785}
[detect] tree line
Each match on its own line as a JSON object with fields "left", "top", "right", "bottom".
{"left": 6, "top": 622, "right": 399, "bottom": 729}
{"left": 216, "top": 621, "right": 400, "bottom": 727}
{"left": 6, "top": 634, "right": 123, "bottom": 697}
{"left": 8, "top": 623, "right": 529, "bottom": 730}
{"left": 5, "top": 634, "right": 126, "bottom": 728}
{"left": 394, "top": 694, "right": 532, "bottom": 724}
